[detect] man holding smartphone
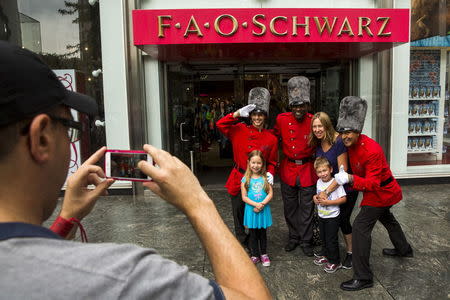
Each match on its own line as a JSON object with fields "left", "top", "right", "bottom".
{"left": 0, "top": 41, "right": 270, "bottom": 299}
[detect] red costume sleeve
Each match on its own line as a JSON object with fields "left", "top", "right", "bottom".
{"left": 271, "top": 116, "right": 281, "bottom": 138}
{"left": 216, "top": 113, "right": 239, "bottom": 139}
{"left": 266, "top": 136, "right": 278, "bottom": 175}
{"left": 352, "top": 151, "right": 383, "bottom": 192}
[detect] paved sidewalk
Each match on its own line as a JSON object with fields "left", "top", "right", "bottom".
{"left": 47, "top": 182, "right": 450, "bottom": 299}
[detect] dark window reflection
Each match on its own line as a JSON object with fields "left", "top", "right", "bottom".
{"left": 0, "top": 0, "right": 105, "bottom": 161}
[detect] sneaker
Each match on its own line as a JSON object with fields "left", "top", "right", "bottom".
{"left": 314, "top": 248, "right": 326, "bottom": 258}
{"left": 342, "top": 253, "right": 352, "bottom": 269}
{"left": 313, "top": 256, "right": 328, "bottom": 266}
{"left": 324, "top": 263, "right": 342, "bottom": 273}
{"left": 251, "top": 256, "right": 261, "bottom": 264}
{"left": 260, "top": 254, "right": 271, "bottom": 267}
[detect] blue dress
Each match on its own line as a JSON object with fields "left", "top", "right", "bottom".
{"left": 242, "top": 176, "right": 272, "bottom": 229}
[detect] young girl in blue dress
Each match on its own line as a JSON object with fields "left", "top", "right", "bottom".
{"left": 241, "top": 150, "right": 273, "bottom": 267}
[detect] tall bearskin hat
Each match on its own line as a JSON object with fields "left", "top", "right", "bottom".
{"left": 287, "top": 76, "right": 310, "bottom": 106}
{"left": 248, "top": 87, "right": 270, "bottom": 115}
{"left": 336, "top": 96, "right": 368, "bottom": 133}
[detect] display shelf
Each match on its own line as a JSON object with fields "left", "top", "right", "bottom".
{"left": 409, "top": 98, "right": 440, "bottom": 101}
{"left": 408, "top": 115, "right": 438, "bottom": 118}
{"left": 408, "top": 133, "right": 437, "bottom": 136}
{"left": 407, "top": 150, "right": 438, "bottom": 154}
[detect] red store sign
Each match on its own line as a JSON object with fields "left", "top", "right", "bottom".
{"left": 133, "top": 8, "right": 409, "bottom": 45}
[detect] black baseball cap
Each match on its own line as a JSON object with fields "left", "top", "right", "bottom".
{"left": 0, "top": 41, "right": 98, "bottom": 127}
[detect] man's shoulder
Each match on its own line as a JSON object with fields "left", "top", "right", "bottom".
{"left": 2, "top": 237, "right": 158, "bottom": 279}
{"left": 359, "top": 135, "right": 383, "bottom": 155}
{"left": 1, "top": 238, "right": 215, "bottom": 298}
{"left": 276, "top": 112, "right": 292, "bottom": 120}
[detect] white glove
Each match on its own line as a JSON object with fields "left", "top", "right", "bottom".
{"left": 238, "top": 104, "right": 256, "bottom": 118}
{"left": 334, "top": 165, "right": 349, "bottom": 185}
{"left": 267, "top": 172, "right": 274, "bottom": 185}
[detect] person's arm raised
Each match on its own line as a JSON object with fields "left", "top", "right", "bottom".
{"left": 139, "top": 144, "right": 271, "bottom": 300}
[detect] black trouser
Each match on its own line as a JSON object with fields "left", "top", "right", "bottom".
{"left": 280, "top": 180, "right": 315, "bottom": 245}
{"left": 339, "top": 190, "right": 359, "bottom": 235}
{"left": 319, "top": 216, "right": 340, "bottom": 264}
{"left": 249, "top": 228, "right": 267, "bottom": 257}
{"left": 230, "top": 193, "right": 248, "bottom": 244}
{"left": 353, "top": 205, "right": 411, "bottom": 280}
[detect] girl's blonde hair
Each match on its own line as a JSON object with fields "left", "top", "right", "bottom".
{"left": 308, "top": 112, "right": 338, "bottom": 148}
{"left": 243, "top": 150, "right": 270, "bottom": 194}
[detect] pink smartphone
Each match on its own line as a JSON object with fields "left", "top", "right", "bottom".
{"left": 105, "top": 149, "right": 153, "bottom": 182}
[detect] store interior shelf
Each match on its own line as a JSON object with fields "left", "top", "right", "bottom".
{"left": 408, "top": 133, "right": 437, "bottom": 136}
{"left": 409, "top": 98, "right": 440, "bottom": 101}
{"left": 408, "top": 115, "right": 438, "bottom": 118}
{"left": 407, "top": 150, "right": 438, "bottom": 154}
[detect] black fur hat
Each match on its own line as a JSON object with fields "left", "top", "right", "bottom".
{"left": 288, "top": 76, "right": 310, "bottom": 106}
{"left": 336, "top": 96, "right": 367, "bottom": 133}
{"left": 248, "top": 87, "right": 270, "bottom": 115}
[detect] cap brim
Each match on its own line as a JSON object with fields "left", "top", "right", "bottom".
{"left": 337, "top": 127, "right": 360, "bottom": 133}
{"left": 250, "top": 109, "right": 267, "bottom": 114}
{"left": 290, "top": 100, "right": 309, "bottom": 106}
{"left": 63, "top": 90, "right": 98, "bottom": 116}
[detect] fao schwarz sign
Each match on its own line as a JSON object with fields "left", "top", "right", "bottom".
{"left": 133, "top": 8, "right": 409, "bottom": 45}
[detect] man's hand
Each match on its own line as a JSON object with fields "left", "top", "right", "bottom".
{"left": 237, "top": 104, "right": 256, "bottom": 118}
{"left": 334, "top": 165, "right": 350, "bottom": 185}
{"left": 266, "top": 172, "right": 274, "bottom": 185}
{"left": 139, "top": 144, "right": 210, "bottom": 215}
{"left": 60, "top": 147, "right": 115, "bottom": 221}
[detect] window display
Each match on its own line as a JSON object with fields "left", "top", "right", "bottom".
{"left": 407, "top": 49, "right": 449, "bottom": 165}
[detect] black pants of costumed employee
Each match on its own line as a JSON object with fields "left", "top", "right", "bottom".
{"left": 280, "top": 179, "right": 315, "bottom": 245}
{"left": 230, "top": 193, "right": 248, "bottom": 245}
{"left": 319, "top": 216, "right": 340, "bottom": 264}
{"left": 352, "top": 205, "right": 411, "bottom": 280}
{"left": 339, "top": 190, "right": 359, "bottom": 235}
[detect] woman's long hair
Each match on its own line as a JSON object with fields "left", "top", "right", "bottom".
{"left": 308, "top": 112, "right": 338, "bottom": 148}
{"left": 243, "top": 150, "right": 270, "bottom": 194}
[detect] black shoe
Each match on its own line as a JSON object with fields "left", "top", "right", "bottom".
{"left": 301, "top": 245, "right": 314, "bottom": 257}
{"left": 382, "top": 246, "right": 413, "bottom": 257}
{"left": 340, "top": 279, "right": 374, "bottom": 291}
{"left": 284, "top": 241, "right": 299, "bottom": 252}
{"left": 314, "top": 247, "right": 326, "bottom": 258}
{"left": 342, "top": 253, "right": 352, "bottom": 269}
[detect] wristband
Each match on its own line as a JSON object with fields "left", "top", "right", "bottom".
{"left": 50, "top": 216, "right": 88, "bottom": 242}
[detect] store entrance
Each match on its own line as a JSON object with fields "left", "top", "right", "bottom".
{"left": 164, "top": 62, "right": 351, "bottom": 185}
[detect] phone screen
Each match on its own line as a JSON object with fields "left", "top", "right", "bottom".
{"left": 105, "top": 150, "right": 152, "bottom": 181}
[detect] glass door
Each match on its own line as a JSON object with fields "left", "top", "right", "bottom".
{"left": 165, "top": 61, "right": 351, "bottom": 185}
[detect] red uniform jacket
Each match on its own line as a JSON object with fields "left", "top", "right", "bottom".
{"left": 216, "top": 113, "right": 278, "bottom": 196}
{"left": 349, "top": 134, "right": 402, "bottom": 207}
{"left": 272, "top": 112, "right": 317, "bottom": 187}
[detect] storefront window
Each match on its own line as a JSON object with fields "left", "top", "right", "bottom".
{"left": 445, "top": 51, "right": 450, "bottom": 157}
{"left": 406, "top": 0, "right": 450, "bottom": 169}
{"left": 0, "top": 1, "right": 104, "bottom": 168}
{"left": 408, "top": 49, "right": 447, "bottom": 165}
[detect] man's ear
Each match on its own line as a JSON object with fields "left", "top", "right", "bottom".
{"left": 28, "top": 114, "right": 54, "bottom": 163}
